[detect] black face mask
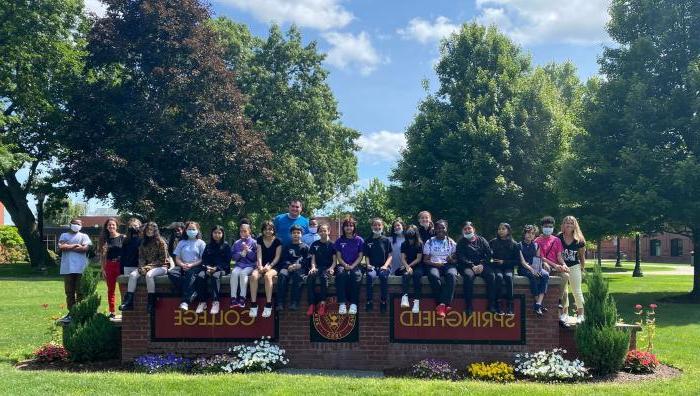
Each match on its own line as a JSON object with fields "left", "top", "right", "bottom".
{"left": 405, "top": 231, "right": 416, "bottom": 238}
{"left": 129, "top": 226, "right": 140, "bottom": 234}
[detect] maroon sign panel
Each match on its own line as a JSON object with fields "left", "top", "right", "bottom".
{"left": 390, "top": 295, "right": 525, "bottom": 344}
{"left": 151, "top": 295, "right": 276, "bottom": 341}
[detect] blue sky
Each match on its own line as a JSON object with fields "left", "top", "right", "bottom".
{"left": 25, "top": 0, "right": 611, "bottom": 222}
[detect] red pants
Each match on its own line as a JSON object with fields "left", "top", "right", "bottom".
{"left": 104, "top": 259, "right": 121, "bottom": 313}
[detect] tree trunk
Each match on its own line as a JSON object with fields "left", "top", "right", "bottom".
{"left": 692, "top": 229, "right": 700, "bottom": 299}
{"left": 615, "top": 236, "right": 622, "bottom": 267}
{"left": 0, "top": 173, "right": 48, "bottom": 268}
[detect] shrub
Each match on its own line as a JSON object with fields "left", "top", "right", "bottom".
{"left": 0, "top": 226, "right": 27, "bottom": 264}
{"left": 575, "top": 264, "right": 629, "bottom": 375}
{"left": 223, "top": 337, "right": 289, "bottom": 373}
{"left": 33, "top": 342, "right": 69, "bottom": 362}
{"left": 134, "top": 354, "right": 192, "bottom": 374}
{"left": 409, "top": 358, "right": 458, "bottom": 380}
{"left": 63, "top": 314, "right": 120, "bottom": 362}
{"left": 624, "top": 350, "right": 659, "bottom": 374}
{"left": 467, "top": 361, "right": 515, "bottom": 382}
{"left": 515, "top": 349, "right": 588, "bottom": 382}
{"left": 192, "top": 354, "right": 238, "bottom": 374}
{"left": 68, "top": 293, "right": 101, "bottom": 325}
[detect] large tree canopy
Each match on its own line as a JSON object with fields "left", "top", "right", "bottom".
{"left": 563, "top": 0, "right": 700, "bottom": 298}
{"left": 211, "top": 19, "right": 360, "bottom": 218}
{"left": 64, "top": 0, "right": 271, "bottom": 225}
{"left": 391, "top": 24, "right": 582, "bottom": 238}
{"left": 0, "top": 0, "right": 85, "bottom": 267}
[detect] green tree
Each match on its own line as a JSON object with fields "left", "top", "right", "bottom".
{"left": 210, "top": 19, "right": 360, "bottom": 218}
{"left": 391, "top": 24, "right": 580, "bottom": 238}
{"left": 0, "top": 0, "right": 85, "bottom": 267}
{"left": 63, "top": 0, "right": 271, "bottom": 226}
{"left": 343, "top": 178, "right": 396, "bottom": 238}
{"left": 43, "top": 198, "right": 87, "bottom": 226}
{"left": 566, "top": 0, "right": 700, "bottom": 298}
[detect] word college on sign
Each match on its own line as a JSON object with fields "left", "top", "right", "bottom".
{"left": 390, "top": 295, "right": 526, "bottom": 344}
{"left": 151, "top": 295, "right": 276, "bottom": 341}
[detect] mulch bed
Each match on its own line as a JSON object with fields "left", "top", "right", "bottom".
{"left": 15, "top": 359, "right": 132, "bottom": 372}
{"left": 383, "top": 364, "right": 682, "bottom": 384}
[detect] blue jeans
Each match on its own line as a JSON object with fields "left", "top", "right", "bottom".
{"left": 335, "top": 266, "right": 362, "bottom": 304}
{"left": 519, "top": 267, "right": 549, "bottom": 296}
{"left": 366, "top": 267, "right": 390, "bottom": 302}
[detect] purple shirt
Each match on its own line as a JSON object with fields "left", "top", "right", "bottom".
{"left": 334, "top": 235, "right": 364, "bottom": 265}
{"left": 232, "top": 236, "right": 257, "bottom": 269}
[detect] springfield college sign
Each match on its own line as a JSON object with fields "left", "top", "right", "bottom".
{"left": 150, "top": 294, "right": 525, "bottom": 344}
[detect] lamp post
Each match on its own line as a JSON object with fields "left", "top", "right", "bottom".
{"left": 633, "top": 232, "right": 643, "bottom": 277}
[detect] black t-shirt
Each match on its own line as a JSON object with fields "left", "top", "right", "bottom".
{"left": 363, "top": 236, "right": 392, "bottom": 267}
{"left": 456, "top": 235, "right": 491, "bottom": 269}
{"left": 257, "top": 236, "right": 281, "bottom": 266}
{"left": 559, "top": 234, "right": 585, "bottom": 266}
{"left": 489, "top": 237, "right": 521, "bottom": 269}
{"left": 202, "top": 241, "right": 232, "bottom": 272}
{"left": 105, "top": 235, "right": 125, "bottom": 260}
{"left": 418, "top": 226, "right": 434, "bottom": 245}
{"left": 400, "top": 240, "right": 423, "bottom": 265}
{"left": 310, "top": 239, "right": 335, "bottom": 269}
{"left": 120, "top": 236, "right": 141, "bottom": 273}
{"left": 280, "top": 242, "right": 310, "bottom": 269}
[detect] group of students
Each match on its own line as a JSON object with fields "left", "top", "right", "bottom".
{"left": 57, "top": 199, "right": 586, "bottom": 327}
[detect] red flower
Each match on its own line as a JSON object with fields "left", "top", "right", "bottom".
{"left": 634, "top": 304, "right": 643, "bottom": 310}
{"left": 649, "top": 303, "right": 657, "bottom": 309}
{"left": 41, "top": 304, "right": 49, "bottom": 309}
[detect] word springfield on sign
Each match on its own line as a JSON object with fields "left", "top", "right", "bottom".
{"left": 398, "top": 309, "right": 517, "bottom": 328}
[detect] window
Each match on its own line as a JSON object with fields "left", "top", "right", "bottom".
{"left": 650, "top": 239, "right": 661, "bottom": 257}
{"left": 671, "top": 239, "right": 683, "bottom": 257}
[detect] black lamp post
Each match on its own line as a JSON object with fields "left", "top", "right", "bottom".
{"left": 632, "top": 232, "right": 643, "bottom": 277}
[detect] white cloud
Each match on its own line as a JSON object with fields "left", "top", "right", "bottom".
{"left": 322, "top": 31, "right": 387, "bottom": 75}
{"left": 217, "top": 0, "right": 353, "bottom": 30}
{"left": 475, "top": 0, "right": 611, "bottom": 45}
{"left": 357, "top": 130, "right": 406, "bottom": 163}
{"left": 84, "top": 0, "right": 107, "bottom": 17}
{"left": 397, "top": 16, "right": 460, "bottom": 44}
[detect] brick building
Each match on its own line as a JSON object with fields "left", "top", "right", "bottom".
{"left": 599, "top": 232, "right": 692, "bottom": 264}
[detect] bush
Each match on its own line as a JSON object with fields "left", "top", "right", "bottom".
{"left": 223, "top": 337, "right": 289, "bottom": 373}
{"left": 409, "top": 358, "right": 458, "bottom": 380}
{"left": 78, "top": 269, "right": 99, "bottom": 300}
{"left": 68, "top": 293, "right": 101, "bottom": 325}
{"left": 467, "top": 361, "right": 515, "bottom": 382}
{"left": 33, "top": 342, "right": 69, "bottom": 362}
{"left": 575, "top": 264, "right": 629, "bottom": 375}
{"left": 515, "top": 349, "right": 588, "bottom": 382}
{"left": 0, "top": 225, "right": 27, "bottom": 264}
{"left": 624, "top": 350, "right": 659, "bottom": 374}
{"left": 192, "top": 354, "right": 238, "bottom": 374}
{"left": 63, "top": 314, "right": 120, "bottom": 362}
{"left": 134, "top": 354, "right": 192, "bottom": 373}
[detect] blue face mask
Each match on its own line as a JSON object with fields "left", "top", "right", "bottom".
{"left": 542, "top": 227, "right": 554, "bottom": 236}
{"left": 463, "top": 232, "right": 474, "bottom": 240}
{"left": 186, "top": 229, "right": 198, "bottom": 239}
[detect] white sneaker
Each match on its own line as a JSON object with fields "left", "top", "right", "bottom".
{"left": 262, "top": 306, "right": 272, "bottom": 318}
{"left": 179, "top": 302, "right": 189, "bottom": 311}
{"left": 400, "top": 294, "right": 410, "bottom": 308}
{"left": 210, "top": 302, "right": 220, "bottom": 315}
{"left": 249, "top": 306, "right": 258, "bottom": 318}
{"left": 195, "top": 302, "right": 207, "bottom": 314}
{"left": 412, "top": 299, "right": 420, "bottom": 314}
{"left": 338, "top": 303, "right": 347, "bottom": 315}
{"left": 576, "top": 315, "right": 585, "bottom": 324}
{"left": 348, "top": 303, "right": 357, "bottom": 315}
{"left": 559, "top": 313, "right": 570, "bottom": 323}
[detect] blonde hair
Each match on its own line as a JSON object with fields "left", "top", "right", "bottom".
{"left": 561, "top": 216, "right": 585, "bottom": 243}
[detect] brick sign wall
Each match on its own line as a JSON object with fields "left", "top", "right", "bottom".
{"left": 119, "top": 276, "right": 563, "bottom": 369}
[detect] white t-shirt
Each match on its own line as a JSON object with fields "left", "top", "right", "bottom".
{"left": 173, "top": 239, "right": 206, "bottom": 263}
{"left": 423, "top": 237, "right": 456, "bottom": 264}
{"left": 58, "top": 232, "right": 92, "bottom": 274}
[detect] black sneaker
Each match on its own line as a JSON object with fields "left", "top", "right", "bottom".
{"left": 465, "top": 305, "right": 474, "bottom": 316}
{"left": 289, "top": 302, "right": 299, "bottom": 311}
{"left": 488, "top": 305, "right": 498, "bottom": 314}
{"left": 534, "top": 304, "right": 544, "bottom": 317}
{"left": 108, "top": 313, "right": 116, "bottom": 319}
{"left": 380, "top": 301, "right": 387, "bottom": 314}
{"left": 275, "top": 304, "right": 285, "bottom": 312}
{"left": 366, "top": 301, "right": 374, "bottom": 312}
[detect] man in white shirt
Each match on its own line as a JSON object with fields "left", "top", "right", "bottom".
{"left": 58, "top": 218, "right": 93, "bottom": 323}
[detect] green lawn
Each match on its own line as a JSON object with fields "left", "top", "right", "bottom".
{"left": 0, "top": 263, "right": 697, "bottom": 395}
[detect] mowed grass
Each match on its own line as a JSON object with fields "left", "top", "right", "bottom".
{"left": 0, "top": 263, "right": 698, "bottom": 395}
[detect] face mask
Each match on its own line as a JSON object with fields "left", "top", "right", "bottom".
{"left": 373, "top": 229, "right": 383, "bottom": 236}
{"left": 186, "top": 229, "right": 198, "bottom": 239}
{"left": 309, "top": 227, "right": 318, "bottom": 234}
{"left": 405, "top": 231, "right": 416, "bottom": 238}
{"left": 542, "top": 227, "right": 554, "bottom": 236}
{"left": 395, "top": 229, "right": 403, "bottom": 235}
{"left": 70, "top": 224, "right": 82, "bottom": 232}
{"left": 419, "top": 220, "right": 430, "bottom": 228}
{"left": 463, "top": 232, "right": 474, "bottom": 240}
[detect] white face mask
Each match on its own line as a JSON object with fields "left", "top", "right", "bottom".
{"left": 309, "top": 227, "right": 318, "bottom": 234}
{"left": 419, "top": 220, "right": 430, "bottom": 228}
{"left": 463, "top": 232, "right": 474, "bottom": 240}
{"left": 70, "top": 224, "right": 82, "bottom": 232}
{"left": 373, "top": 229, "right": 383, "bottom": 236}
{"left": 542, "top": 227, "right": 554, "bottom": 236}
